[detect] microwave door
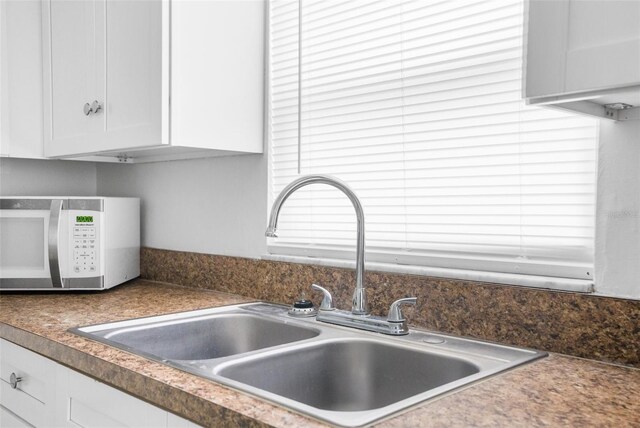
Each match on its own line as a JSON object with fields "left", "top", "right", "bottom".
{"left": 0, "top": 199, "right": 65, "bottom": 289}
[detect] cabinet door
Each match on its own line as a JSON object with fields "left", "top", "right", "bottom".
{"left": 43, "top": 0, "right": 165, "bottom": 157}
{"left": 98, "top": 0, "right": 164, "bottom": 153}
{"left": 56, "top": 363, "right": 168, "bottom": 428}
{"left": 42, "top": 0, "right": 103, "bottom": 157}
{"left": 0, "top": 0, "right": 45, "bottom": 158}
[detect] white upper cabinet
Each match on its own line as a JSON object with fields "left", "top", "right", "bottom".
{"left": 524, "top": 0, "right": 640, "bottom": 120}
{"left": 43, "top": 0, "right": 163, "bottom": 158}
{"left": 42, "top": 0, "right": 264, "bottom": 162}
{"left": 0, "top": 0, "right": 46, "bottom": 159}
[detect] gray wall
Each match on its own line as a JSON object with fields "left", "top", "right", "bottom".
{"left": 0, "top": 158, "right": 97, "bottom": 196}
{"left": 96, "top": 153, "right": 268, "bottom": 259}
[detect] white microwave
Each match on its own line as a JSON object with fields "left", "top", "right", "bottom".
{"left": 0, "top": 197, "right": 140, "bottom": 291}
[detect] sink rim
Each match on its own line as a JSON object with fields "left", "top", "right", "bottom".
{"left": 69, "top": 302, "right": 547, "bottom": 427}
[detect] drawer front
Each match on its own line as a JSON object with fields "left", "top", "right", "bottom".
{"left": 0, "top": 339, "right": 55, "bottom": 427}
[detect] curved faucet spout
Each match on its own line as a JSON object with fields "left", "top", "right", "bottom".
{"left": 265, "top": 175, "right": 368, "bottom": 315}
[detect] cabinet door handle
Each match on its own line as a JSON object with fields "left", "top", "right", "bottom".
{"left": 9, "top": 372, "right": 22, "bottom": 389}
{"left": 83, "top": 100, "right": 103, "bottom": 116}
{"left": 91, "top": 100, "right": 103, "bottom": 114}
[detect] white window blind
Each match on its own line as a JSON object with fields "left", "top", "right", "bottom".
{"left": 268, "top": 0, "right": 598, "bottom": 282}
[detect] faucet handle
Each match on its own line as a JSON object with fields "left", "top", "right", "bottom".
{"left": 311, "top": 284, "right": 335, "bottom": 311}
{"left": 388, "top": 297, "right": 417, "bottom": 322}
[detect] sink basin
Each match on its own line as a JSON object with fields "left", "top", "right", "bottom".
{"left": 73, "top": 309, "right": 320, "bottom": 361}
{"left": 217, "top": 339, "right": 479, "bottom": 411}
{"left": 71, "top": 303, "right": 546, "bottom": 427}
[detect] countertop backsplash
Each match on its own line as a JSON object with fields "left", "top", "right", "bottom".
{"left": 141, "top": 247, "right": 640, "bottom": 368}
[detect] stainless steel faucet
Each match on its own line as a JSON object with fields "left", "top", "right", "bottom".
{"left": 266, "top": 175, "right": 418, "bottom": 335}
{"left": 265, "top": 174, "right": 368, "bottom": 315}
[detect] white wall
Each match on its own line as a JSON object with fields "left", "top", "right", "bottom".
{"left": 595, "top": 119, "right": 640, "bottom": 299}
{"left": 96, "top": 154, "right": 268, "bottom": 259}
{"left": 0, "top": 158, "right": 97, "bottom": 196}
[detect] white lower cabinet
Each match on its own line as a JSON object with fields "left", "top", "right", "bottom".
{"left": 0, "top": 339, "right": 57, "bottom": 427}
{"left": 0, "top": 339, "right": 200, "bottom": 428}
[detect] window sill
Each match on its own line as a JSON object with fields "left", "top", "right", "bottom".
{"left": 261, "top": 253, "right": 594, "bottom": 293}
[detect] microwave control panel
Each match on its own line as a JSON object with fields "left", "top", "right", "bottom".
{"left": 71, "top": 213, "right": 99, "bottom": 275}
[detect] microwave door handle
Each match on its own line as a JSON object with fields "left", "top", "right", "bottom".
{"left": 48, "top": 199, "right": 64, "bottom": 288}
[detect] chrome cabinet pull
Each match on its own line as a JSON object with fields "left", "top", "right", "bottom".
{"left": 91, "top": 100, "right": 102, "bottom": 114}
{"left": 9, "top": 372, "right": 22, "bottom": 389}
{"left": 83, "top": 100, "right": 103, "bottom": 116}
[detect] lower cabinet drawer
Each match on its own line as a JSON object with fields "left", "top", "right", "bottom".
{"left": 0, "top": 339, "right": 56, "bottom": 427}
{"left": 1, "top": 339, "right": 202, "bottom": 428}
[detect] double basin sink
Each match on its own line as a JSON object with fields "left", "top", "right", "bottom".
{"left": 71, "top": 303, "right": 546, "bottom": 427}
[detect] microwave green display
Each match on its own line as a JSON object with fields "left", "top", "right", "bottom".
{"left": 76, "top": 216, "right": 94, "bottom": 223}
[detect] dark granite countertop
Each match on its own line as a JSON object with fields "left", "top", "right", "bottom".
{"left": 1, "top": 280, "right": 639, "bottom": 427}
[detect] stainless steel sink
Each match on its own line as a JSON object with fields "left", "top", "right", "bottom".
{"left": 73, "top": 308, "right": 320, "bottom": 361}
{"left": 217, "top": 339, "right": 480, "bottom": 411}
{"left": 71, "top": 303, "right": 546, "bottom": 427}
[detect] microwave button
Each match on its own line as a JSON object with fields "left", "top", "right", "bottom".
{"left": 89, "top": 266, "right": 96, "bottom": 272}
{"left": 74, "top": 266, "right": 80, "bottom": 273}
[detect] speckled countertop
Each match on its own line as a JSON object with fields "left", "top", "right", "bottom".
{"left": 1, "top": 280, "right": 639, "bottom": 427}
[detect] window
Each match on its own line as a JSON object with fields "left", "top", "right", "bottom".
{"left": 268, "top": 0, "right": 598, "bottom": 289}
